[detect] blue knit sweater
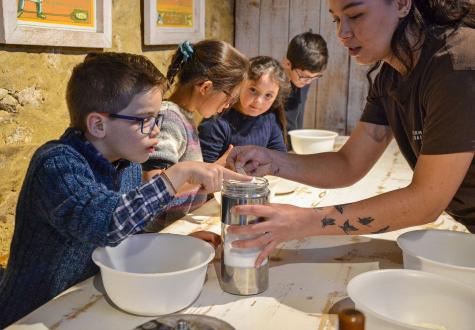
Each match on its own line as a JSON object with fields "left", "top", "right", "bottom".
{"left": 285, "top": 83, "right": 310, "bottom": 132}
{"left": 0, "top": 128, "right": 168, "bottom": 327}
{"left": 198, "top": 108, "right": 287, "bottom": 163}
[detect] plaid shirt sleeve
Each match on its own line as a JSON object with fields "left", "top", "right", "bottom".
{"left": 107, "top": 176, "right": 173, "bottom": 245}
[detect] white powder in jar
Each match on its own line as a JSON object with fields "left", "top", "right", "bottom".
{"left": 223, "top": 232, "right": 268, "bottom": 268}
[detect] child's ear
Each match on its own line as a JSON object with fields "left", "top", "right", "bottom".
{"left": 86, "top": 113, "right": 107, "bottom": 138}
{"left": 198, "top": 80, "right": 213, "bottom": 95}
{"left": 282, "top": 58, "right": 292, "bottom": 70}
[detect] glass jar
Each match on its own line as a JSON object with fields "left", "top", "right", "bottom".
{"left": 218, "top": 178, "right": 269, "bottom": 295}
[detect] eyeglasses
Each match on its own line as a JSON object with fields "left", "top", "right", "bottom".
{"left": 293, "top": 69, "right": 323, "bottom": 83}
{"left": 102, "top": 113, "right": 164, "bottom": 135}
{"left": 223, "top": 90, "right": 239, "bottom": 106}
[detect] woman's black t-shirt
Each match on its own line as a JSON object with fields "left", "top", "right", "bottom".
{"left": 361, "top": 26, "right": 475, "bottom": 232}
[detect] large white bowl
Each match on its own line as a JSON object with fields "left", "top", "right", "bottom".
{"left": 397, "top": 229, "right": 475, "bottom": 287}
{"left": 288, "top": 129, "right": 338, "bottom": 154}
{"left": 347, "top": 269, "right": 475, "bottom": 330}
{"left": 92, "top": 233, "right": 215, "bottom": 316}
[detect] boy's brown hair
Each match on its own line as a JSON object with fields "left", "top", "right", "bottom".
{"left": 67, "top": 52, "right": 167, "bottom": 132}
{"left": 286, "top": 32, "right": 328, "bottom": 73}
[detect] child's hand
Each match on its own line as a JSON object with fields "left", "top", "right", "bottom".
{"left": 165, "top": 161, "right": 251, "bottom": 193}
{"left": 215, "top": 144, "right": 233, "bottom": 167}
{"left": 188, "top": 231, "right": 221, "bottom": 249}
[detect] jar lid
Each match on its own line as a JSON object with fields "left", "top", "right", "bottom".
{"left": 222, "top": 177, "right": 268, "bottom": 197}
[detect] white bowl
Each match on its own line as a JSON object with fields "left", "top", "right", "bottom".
{"left": 288, "top": 129, "right": 338, "bottom": 154}
{"left": 92, "top": 233, "right": 215, "bottom": 316}
{"left": 347, "top": 269, "right": 475, "bottom": 330}
{"left": 265, "top": 175, "right": 300, "bottom": 196}
{"left": 397, "top": 229, "right": 475, "bottom": 287}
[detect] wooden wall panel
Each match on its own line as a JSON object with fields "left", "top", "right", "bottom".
{"left": 315, "top": 0, "right": 349, "bottom": 134}
{"left": 347, "top": 60, "right": 370, "bottom": 132}
{"left": 259, "top": 0, "right": 289, "bottom": 60}
{"left": 289, "top": 0, "right": 321, "bottom": 129}
{"left": 235, "top": 0, "right": 369, "bottom": 134}
{"left": 235, "top": 0, "right": 261, "bottom": 57}
{"left": 289, "top": 0, "right": 320, "bottom": 37}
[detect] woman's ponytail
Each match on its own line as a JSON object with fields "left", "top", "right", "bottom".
{"left": 414, "top": 0, "right": 475, "bottom": 28}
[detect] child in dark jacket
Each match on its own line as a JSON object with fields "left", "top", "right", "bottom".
{"left": 0, "top": 52, "right": 247, "bottom": 328}
{"left": 199, "top": 56, "right": 290, "bottom": 163}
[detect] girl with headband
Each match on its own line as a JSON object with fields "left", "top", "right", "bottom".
{"left": 142, "top": 40, "right": 248, "bottom": 228}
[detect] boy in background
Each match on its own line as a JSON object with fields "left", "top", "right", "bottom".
{"left": 282, "top": 31, "right": 328, "bottom": 145}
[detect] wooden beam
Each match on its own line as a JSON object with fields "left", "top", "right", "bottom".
{"left": 315, "top": 0, "right": 349, "bottom": 134}
{"left": 235, "top": 0, "right": 261, "bottom": 57}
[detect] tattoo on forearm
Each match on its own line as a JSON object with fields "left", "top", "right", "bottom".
{"left": 371, "top": 226, "right": 390, "bottom": 234}
{"left": 321, "top": 217, "right": 336, "bottom": 228}
{"left": 339, "top": 220, "right": 359, "bottom": 234}
{"left": 358, "top": 216, "right": 375, "bottom": 226}
{"left": 335, "top": 205, "right": 345, "bottom": 214}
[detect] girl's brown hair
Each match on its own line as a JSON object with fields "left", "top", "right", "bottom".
{"left": 247, "top": 56, "right": 290, "bottom": 145}
{"left": 167, "top": 40, "right": 249, "bottom": 95}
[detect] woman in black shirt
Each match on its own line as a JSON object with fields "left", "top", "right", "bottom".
{"left": 226, "top": 0, "right": 475, "bottom": 266}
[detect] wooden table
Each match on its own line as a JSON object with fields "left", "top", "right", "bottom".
{"left": 8, "top": 139, "right": 467, "bottom": 330}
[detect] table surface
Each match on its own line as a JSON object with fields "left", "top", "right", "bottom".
{"left": 9, "top": 139, "right": 468, "bottom": 330}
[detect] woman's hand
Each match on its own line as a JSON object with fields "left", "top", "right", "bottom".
{"left": 165, "top": 161, "right": 251, "bottom": 193}
{"left": 226, "top": 145, "right": 278, "bottom": 176}
{"left": 227, "top": 203, "right": 315, "bottom": 267}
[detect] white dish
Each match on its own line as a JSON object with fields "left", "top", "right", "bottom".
{"left": 214, "top": 191, "right": 222, "bottom": 204}
{"left": 288, "top": 129, "right": 338, "bottom": 154}
{"left": 273, "top": 178, "right": 299, "bottom": 195}
{"left": 397, "top": 229, "right": 475, "bottom": 287}
{"left": 92, "top": 233, "right": 214, "bottom": 316}
{"left": 347, "top": 269, "right": 475, "bottom": 330}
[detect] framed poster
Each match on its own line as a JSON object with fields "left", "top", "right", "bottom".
{"left": 0, "top": 0, "right": 111, "bottom": 48}
{"left": 144, "top": 0, "right": 205, "bottom": 45}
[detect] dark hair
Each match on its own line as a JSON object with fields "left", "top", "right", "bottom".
{"left": 67, "top": 52, "right": 167, "bottom": 132}
{"left": 167, "top": 40, "right": 249, "bottom": 94}
{"left": 286, "top": 32, "right": 329, "bottom": 72}
{"left": 247, "top": 56, "right": 290, "bottom": 144}
{"left": 367, "top": 0, "right": 475, "bottom": 85}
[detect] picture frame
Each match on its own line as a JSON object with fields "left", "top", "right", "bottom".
{"left": 144, "top": 0, "right": 205, "bottom": 45}
{"left": 0, "top": 0, "right": 112, "bottom": 48}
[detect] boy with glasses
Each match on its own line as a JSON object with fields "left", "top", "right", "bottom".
{"left": 0, "top": 52, "right": 248, "bottom": 328}
{"left": 282, "top": 32, "right": 328, "bottom": 147}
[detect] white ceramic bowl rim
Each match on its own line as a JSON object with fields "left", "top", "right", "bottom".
{"left": 347, "top": 269, "right": 475, "bottom": 330}
{"left": 288, "top": 129, "right": 338, "bottom": 138}
{"left": 92, "top": 233, "right": 215, "bottom": 278}
{"left": 397, "top": 229, "right": 475, "bottom": 271}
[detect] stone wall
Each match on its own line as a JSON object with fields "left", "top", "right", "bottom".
{"left": 0, "top": 0, "right": 235, "bottom": 267}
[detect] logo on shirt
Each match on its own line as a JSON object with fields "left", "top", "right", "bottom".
{"left": 412, "top": 130, "right": 423, "bottom": 141}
